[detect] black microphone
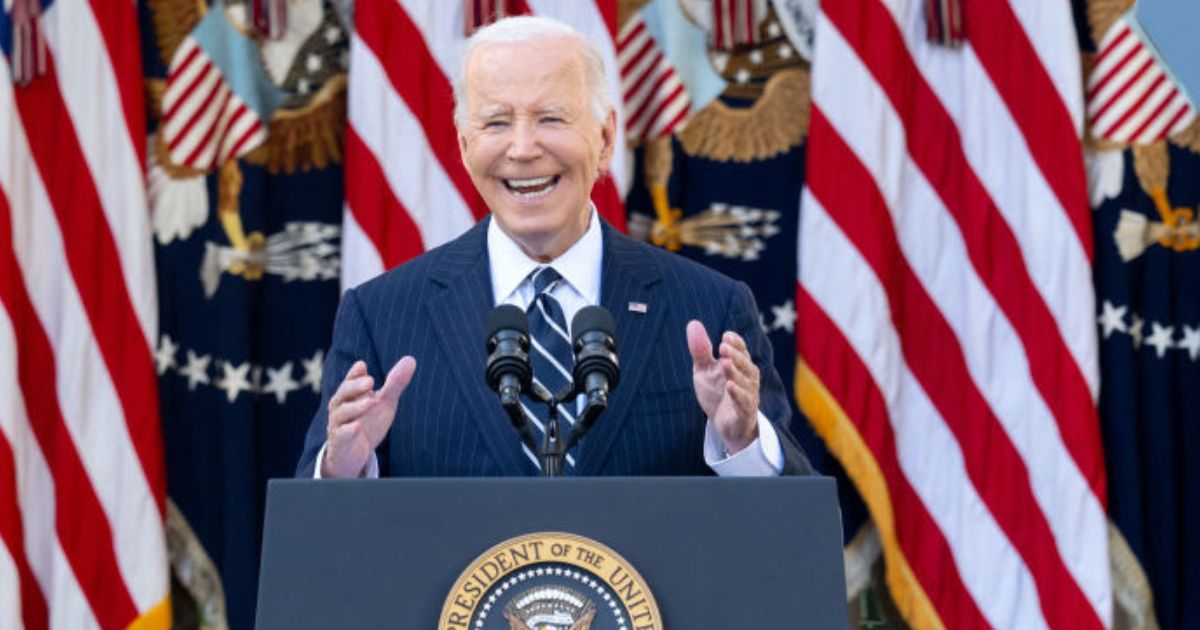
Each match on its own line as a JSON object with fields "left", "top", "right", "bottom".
{"left": 571, "top": 306, "right": 620, "bottom": 408}
{"left": 485, "top": 305, "right": 532, "bottom": 408}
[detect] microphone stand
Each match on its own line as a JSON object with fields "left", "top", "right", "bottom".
{"left": 500, "top": 382, "right": 609, "bottom": 478}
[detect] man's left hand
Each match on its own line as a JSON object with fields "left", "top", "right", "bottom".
{"left": 686, "top": 320, "right": 759, "bottom": 455}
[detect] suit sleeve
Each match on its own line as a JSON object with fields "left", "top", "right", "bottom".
{"left": 724, "top": 280, "right": 814, "bottom": 476}
{"left": 294, "top": 287, "right": 390, "bottom": 477}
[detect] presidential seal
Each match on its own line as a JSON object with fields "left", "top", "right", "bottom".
{"left": 440, "top": 532, "right": 663, "bottom": 630}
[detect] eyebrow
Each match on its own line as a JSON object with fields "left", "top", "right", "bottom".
{"left": 477, "top": 105, "right": 513, "bottom": 119}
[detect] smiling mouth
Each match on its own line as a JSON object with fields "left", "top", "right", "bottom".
{"left": 504, "top": 175, "right": 560, "bottom": 199}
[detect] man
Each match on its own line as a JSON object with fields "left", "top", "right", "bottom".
{"left": 296, "top": 16, "right": 811, "bottom": 478}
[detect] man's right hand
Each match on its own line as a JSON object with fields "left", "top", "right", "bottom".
{"left": 321, "top": 357, "right": 416, "bottom": 478}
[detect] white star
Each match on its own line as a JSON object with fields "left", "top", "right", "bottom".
{"left": 297, "top": 78, "right": 311, "bottom": 95}
{"left": 1179, "top": 325, "right": 1200, "bottom": 361}
{"left": 1097, "top": 300, "right": 1128, "bottom": 339}
{"left": 1145, "top": 322, "right": 1175, "bottom": 359}
{"left": 263, "top": 362, "right": 301, "bottom": 404}
{"left": 749, "top": 49, "right": 763, "bottom": 64}
{"left": 302, "top": 349, "right": 324, "bottom": 393}
{"left": 1129, "top": 314, "right": 1144, "bottom": 349}
{"left": 778, "top": 43, "right": 793, "bottom": 59}
{"left": 215, "top": 361, "right": 253, "bottom": 403}
{"left": 735, "top": 67, "right": 751, "bottom": 84}
{"left": 179, "top": 350, "right": 212, "bottom": 391}
{"left": 766, "top": 22, "right": 782, "bottom": 38}
{"left": 155, "top": 334, "right": 179, "bottom": 375}
{"left": 305, "top": 53, "right": 322, "bottom": 73}
{"left": 324, "top": 25, "right": 341, "bottom": 45}
{"left": 771, "top": 300, "right": 797, "bottom": 333}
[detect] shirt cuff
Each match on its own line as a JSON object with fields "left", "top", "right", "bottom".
{"left": 704, "top": 411, "right": 784, "bottom": 477}
{"left": 313, "top": 442, "right": 380, "bottom": 479}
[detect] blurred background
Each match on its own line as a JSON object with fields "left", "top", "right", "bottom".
{"left": 1, "top": 0, "right": 1197, "bottom": 628}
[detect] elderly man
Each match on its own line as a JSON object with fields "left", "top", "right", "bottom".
{"left": 296, "top": 15, "right": 811, "bottom": 478}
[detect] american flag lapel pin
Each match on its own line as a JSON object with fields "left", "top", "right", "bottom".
{"left": 628, "top": 301, "right": 648, "bottom": 314}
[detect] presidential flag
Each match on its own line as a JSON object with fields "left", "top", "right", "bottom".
{"left": 143, "top": 0, "right": 348, "bottom": 626}
{"left": 0, "top": 1, "right": 170, "bottom": 628}
{"left": 1086, "top": 4, "right": 1200, "bottom": 628}
{"left": 795, "top": 0, "right": 1111, "bottom": 628}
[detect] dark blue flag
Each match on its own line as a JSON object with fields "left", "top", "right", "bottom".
{"left": 141, "top": 2, "right": 349, "bottom": 627}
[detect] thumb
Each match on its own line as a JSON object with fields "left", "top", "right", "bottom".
{"left": 378, "top": 356, "right": 416, "bottom": 405}
{"left": 686, "top": 320, "right": 714, "bottom": 370}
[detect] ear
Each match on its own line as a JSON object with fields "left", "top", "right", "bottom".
{"left": 457, "top": 125, "right": 471, "bottom": 170}
{"left": 596, "top": 108, "right": 617, "bottom": 174}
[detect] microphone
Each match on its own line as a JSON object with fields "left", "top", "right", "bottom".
{"left": 485, "top": 305, "right": 532, "bottom": 408}
{"left": 571, "top": 306, "right": 620, "bottom": 409}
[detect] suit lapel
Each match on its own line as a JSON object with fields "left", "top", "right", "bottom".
{"left": 425, "top": 217, "right": 534, "bottom": 475}
{"left": 577, "top": 223, "right": 666, "bottom": 475}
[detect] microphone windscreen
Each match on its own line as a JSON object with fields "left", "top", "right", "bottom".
{"left": 486, "top": 304, "right": 528, "bottom": 338}
{"left": 571, "top": 305, "right": 616, "bottom": 346}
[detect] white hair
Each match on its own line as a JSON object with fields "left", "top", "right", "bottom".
{"left": 452, "top": 15, "right": 612, "bottom": 126}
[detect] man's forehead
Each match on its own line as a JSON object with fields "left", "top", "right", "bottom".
{"left": 467, "top": 36, "right": 585, "bottom": 77}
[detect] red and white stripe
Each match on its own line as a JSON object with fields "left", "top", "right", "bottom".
{"left": 617, "top": 13, "right": 689, "bottom": 142}
{"left": 1087, "top": 15, "right": 1195, "bottom": 144}
{"left": 0, "top": 0, "right": 170, "bottom": 628}
{"left": 161, "top": 37, "right": 268, "bottom": 170}
{"left": 797, "top": 0, "right": 1110, "bottom": 628}
{"left": 711, "top": 0, "right": 761, "bottom": 50}
{"left": 342, "top": 0, "right": 629, "bottom": 289}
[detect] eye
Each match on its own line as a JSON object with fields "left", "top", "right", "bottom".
{"left": 540, "top": 116, "right": 564, "bottom": 124}
{"left": 483, "top": 119, "right": 508, "bottom": 129}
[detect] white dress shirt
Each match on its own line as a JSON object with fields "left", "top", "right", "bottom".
{"left": 317, "top": 209, "right": 784, "bottom": 477}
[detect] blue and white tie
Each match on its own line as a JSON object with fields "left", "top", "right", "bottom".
{"left": 522, "top": 266, "right": 577, "bottom": 470}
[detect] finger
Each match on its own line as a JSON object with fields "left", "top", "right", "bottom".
{"left": 329, "top": 419, "right": 363, "bottom": 444}
{"left": 686, "top": 320, "right": 715, "bottom": 370}
{"left": 726, "top": 380, "right": 758, "bottom": 418}
{"left": 722, "top": 331, "right": 749, "bottom": 355}
{"left": 328, "top": 374, "right": 374, "bottom": 413}
{"left": 720, "top": 341, "right": 757, "bottom": 382}
{"left": 720, "top": 355, "right": 753, "bottom": 392}
{"left": 329, "top": 394, "right": 378, "bottom": 429}
{"left": 345, "top": 360, "right": 367, "bottom": 380}
{"left": 377, "top": 356, "right": 417, "bottom": 406}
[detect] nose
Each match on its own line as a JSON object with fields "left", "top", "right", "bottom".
{"left": 505, "top": 118, "right": 543, "bottom": 161}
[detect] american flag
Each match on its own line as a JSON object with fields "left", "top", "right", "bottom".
{"left": 795, "top": 0, "right": 1111, "bottom": 628}
{"left": 342, "top": 0, "right": 629, "bottom": 289}
{"left": 0, "top": 1, "right": 169, "bottom": 629}
{"left": 160, "top": 8, "right": 286, "bottom": 171}
{"left": 616, "top": 10, "right": 689, "bottom": 142}
{"left": 1087, "top": 13, "right": 1196, "bottom": 145}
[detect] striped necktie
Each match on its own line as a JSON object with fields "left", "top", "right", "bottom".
{"left": 522, "top": 266, "right": 577, "bottom": 470}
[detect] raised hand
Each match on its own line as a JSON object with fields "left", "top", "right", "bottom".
{"left": 321, "top": 357, "right": 416, "bottom": 478}
{"left": 686, "top": 320, "right": 759, "bottom": 455}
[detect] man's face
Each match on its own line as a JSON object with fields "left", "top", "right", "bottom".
{"left": 457, "top": 37, "right": 616, "bottom": 260}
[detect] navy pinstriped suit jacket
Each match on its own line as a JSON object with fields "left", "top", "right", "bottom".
{"left": 296, "top": 217, "right": 812, "bottom": 477}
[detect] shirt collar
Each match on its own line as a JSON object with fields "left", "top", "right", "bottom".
{"left": 488, "top": 206, "right": 603, "bottom": 305}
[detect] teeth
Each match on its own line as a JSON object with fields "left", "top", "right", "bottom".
{"left": 506, "top": 176, "right": 554, "bottom": 188}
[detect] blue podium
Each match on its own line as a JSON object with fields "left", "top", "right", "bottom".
{"left": 256, "top": 477, "right": 847, "bottom": 628}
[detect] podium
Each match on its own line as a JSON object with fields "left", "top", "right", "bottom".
{"left": 256, "top": 477, "right": 847, "bottom": 628}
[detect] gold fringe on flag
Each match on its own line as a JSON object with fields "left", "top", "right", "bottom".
{"left": 795, "top": 359, "right": 946, "bottom": 630}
